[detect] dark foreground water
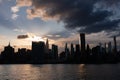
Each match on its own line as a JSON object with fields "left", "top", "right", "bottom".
{"left": 0, "top": 64, "right": 120, "bottom": 80}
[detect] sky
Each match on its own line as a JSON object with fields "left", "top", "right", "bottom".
{"left": 0, "top": 0, "right": 120, "bottom": 52}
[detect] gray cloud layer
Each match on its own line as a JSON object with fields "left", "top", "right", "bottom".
{"left": 17, "top": 0, "right": 120, "bottom": 35}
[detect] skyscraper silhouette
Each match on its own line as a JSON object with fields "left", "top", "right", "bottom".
{"left": 1, "top": 42, "right": 14, "bottom": 63}
{"left": 75, "top": 44, "right": 80, "bottom": 54}
{"left": 52, "top": 44, "right": 58, "bottom": 60}
{"left": 80, "top": 33, "right": 86, "bottom": 54}
{"left": 32, "top": 41, "right": 45, "bottom": 63}
{"left": 65, "top": 43, "right": 70, "bottom": 58}
{"left": 104, "top": 43, "right": 107, "bottom": 53}
{"left": 108, "top": 42, "right": 112, "bottom": 53}
{"left": 71, "top": 43, "right": 74, "bottom": 56}
{"left": 113, "top": 36, "right": 117, "bottom": 53}
{"left": 45, "top": 39, "right": 49, "bottom": 54}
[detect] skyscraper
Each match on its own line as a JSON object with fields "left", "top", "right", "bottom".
{"left": 32, "top": 41, "right": 45, "bottom": 63}
{"left": 113, "top": 36, "right": 117, "bottom": 53}
{"left": 75, "top": 44, "right": 80, "bottom": 54}
{"left": 45, "top": 39, "right": 49, "bottom": 54}
{"left": 104, "top": 43, "right": 107, "bottom": 53}
{"left": 108, "top": 42, "right": 112, "bottom": 53}
{"left": 52, "top": 44, "right": 58, "bottom": 60}
{"left": 71, "top": 43, "right": 74, "bottom": 56}
{"left": 65, "top": 43, "right": 68, "bottom": 55}
{"left": 1, "top": 42, "right": 14, "bottom": 63}
{"left": 80, "top": 33, "right": 86, "bottom": 54}
{"left": 65, "top": 43, "right": 70, "bottom": 58}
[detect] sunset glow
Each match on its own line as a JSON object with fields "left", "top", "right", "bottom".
{"left": 29, "top": 36, "right": 44, "bottom": 42}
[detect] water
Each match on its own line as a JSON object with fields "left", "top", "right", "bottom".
{"left": 0, "top": 64, "right": 120, "bottom": 80}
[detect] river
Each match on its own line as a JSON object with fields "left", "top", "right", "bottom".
{"left": 0, "top": 64, "right": 120, "bottom": 80}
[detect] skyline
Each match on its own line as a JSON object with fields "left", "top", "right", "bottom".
{"left": 0, "top": 33, "right": 119, "bottom": 64}
{"left": 0, "top": 0, "right": 120, "bottom": 52}
{"left": 0, "top": 33, "right": 119, "bottom": 54}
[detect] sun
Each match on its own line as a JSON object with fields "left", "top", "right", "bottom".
{"left": 30, "top": 36, "right": 44, "bottom": 42}
{"left": 26, "top": 33, "right": 45, "bottom": 42}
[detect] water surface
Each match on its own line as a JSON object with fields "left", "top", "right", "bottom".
{"left": 0, "top": 64, "right": 120, "bottom": 80}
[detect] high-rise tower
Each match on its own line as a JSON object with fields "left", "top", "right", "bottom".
{"left": 52, "top": 44, "right": 58, "bottom": 60}
{"left": 45, "top": 39, "right": 49, "bottom": 54}
{"left": 71, "top": 43, "right": 74, "bottom": 56}
{"left": 80, "top": 33, "right": 86, "bottom": 54}
{"left": 108, "top": 42, "right": 112, "bottom": 53}
{"left": 113, "top": 36, "right": 117, "bottom": 53}
{"left": 32, "top": 41, "right": 45, "bottom": 63}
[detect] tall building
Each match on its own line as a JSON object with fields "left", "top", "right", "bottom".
{"left": 71, "top": 43, "right": 74, "bottom": 56}
{"left": 86, "top": 44, "right": 90, "bottom": 55}
{"left": 99, "top": 43, "right": 102, "bottom": 53}
{"left": 104, "top": 43, "right": 107, "bottom": 53}
{"left": 75, "top": 44, "right": 81, "bottom": 61}
{"left": 52, "top": 44, "right": 58, "bottom": 60}
{"left": 113, "top": 36, "right": 117, "bottom": 53}
{"left": 108, "top": 42, "right": 112, "bottom": 53}
{"left": 65, "top": 43, "right": 70, "bottom": 58}
{"left": 1, "top": 42, "right": 14, "bottom": 63}
{"left": 65, "top": 43, "right": 68, "bottom": 56}
{"left": 32, "top": 41, "right": 45, "bottom": 63}
{"left": 45, "top": 39, "right": 49, "bottom": 54}
{"left": 80, "top": 33, "right": 86, "bottom": 54}
{"left": 75, "top": 44, "right": 80, "bottom": 54}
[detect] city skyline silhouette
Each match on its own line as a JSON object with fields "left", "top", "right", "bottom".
{"left": 0, "top": 33, "right": 119, "bottom": 64}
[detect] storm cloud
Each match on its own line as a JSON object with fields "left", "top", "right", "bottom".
{"left": 16, "top": 0, "right": 120, "bottom": 35}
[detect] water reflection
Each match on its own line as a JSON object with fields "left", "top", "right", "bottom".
{"left": 31, "top": 64, "right": 86, "bottom": 80}
{"left": 0, "top": 64, "right": 120, "bottom": 80}
{"left": 79, "top": 64, "right": 86, "bottom": 80}
{"left": 0, "top": 64, "right": 86, "bottom": 80}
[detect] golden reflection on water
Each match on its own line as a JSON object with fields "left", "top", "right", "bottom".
{"left": 0, "top": 64, "right": 87, "bottom": 80}
{"left": 79, "top": 64, "right": 86, "bottom": 80}
{"left": 0, "top": 64, "right": 118, "bottom": 80}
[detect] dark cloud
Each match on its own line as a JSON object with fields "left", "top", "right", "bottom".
{"left": 17, "top": 35, "right": 29, "bottom": 39}
{"left": 101, "top": 0, "right": 120, "bottom": 6}
{"left": 17, "top": 0, "right": 120, "bottom": 35}
{"left": 44, "top": 29, "right": 77, "bottom": 40}
{"left": 80, "top": 19, "right": 120, "bottom": 33}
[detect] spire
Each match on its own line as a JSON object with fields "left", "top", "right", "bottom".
{"left": 45, "top": 38, "right": 49, "bottom": 54}
{"left": 8, "top": 41, "right": 11, "bottom": 47}
{"left": 46, "top": 38, "right": 49, "bottom": 49}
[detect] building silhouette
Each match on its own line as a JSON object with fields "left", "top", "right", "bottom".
{"left": 45, "top": 39, "right": 49, "bottom": 54}
{"left": 0, "top": 34, "right": 119, "bottom": 64}
{"left": 104, "top": 43, "right": 107, "bottom": 53}
{"left": 80, "top": 33, "right": 86, "bottom": 54}
{"left": 32, "top": 41, "right": 45, "bottom": 63}
{"left": 113, "top": 36, "right": 117, "bottom": 53}
{"left": 75, "top": 44, "right": 80, "bottom": 54}
{"left": 1, "top": 42, "right": 14, "bottom": 63}
{"left": 86, "top": 44, "right": 91, "bottom": 56}
{"left": 70, "top": 43, "right": 74, "bottom": 57}
{"left": 74, "top": 44, "right": 81, "bottom": 62}
{"left": 65, "top": 43, "right": 70, "bottom": 59}
{"left": 108, "top": 42, "right": 112, "bottom": 53}
{"left": 52, "top": 44, "right": 58, "bottom": 60}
